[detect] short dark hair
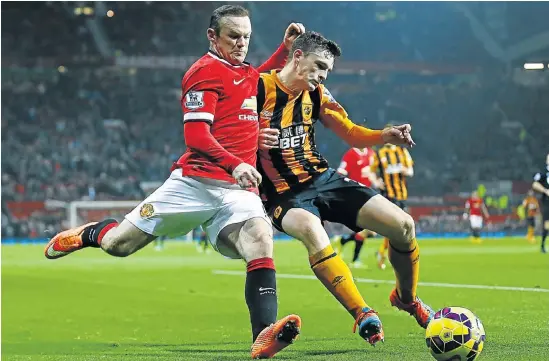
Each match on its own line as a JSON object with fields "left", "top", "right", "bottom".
{"left": 289, "top": 31, "right": 342, "bottom": 60}
{"left": 209, "top": 5, "right": 250, "bottom": 35}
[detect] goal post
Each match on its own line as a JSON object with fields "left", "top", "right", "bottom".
{"left": 67, "top": 200, "right": 193, "bottom": 242}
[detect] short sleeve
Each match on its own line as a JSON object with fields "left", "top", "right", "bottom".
{"left": 534, "top": 173, "right": 541, "bottom": 181}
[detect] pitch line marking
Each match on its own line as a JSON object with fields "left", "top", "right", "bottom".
{"left": 212, "top": 270, "right": 549, "bottom": 293}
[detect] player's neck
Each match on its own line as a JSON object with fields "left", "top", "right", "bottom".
{"left": 277, "top": 67, "right": 302, "bottom": 95}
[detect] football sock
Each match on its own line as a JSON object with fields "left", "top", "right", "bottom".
{"left": 340, "top": 233, "right": 355, "bottom": 246}
{"left": 352, "top": 240, "right": 364, "bottom": 263}
{"left": 388, "top": 238, "right": 419, "bottom": 304}
{"left": 310, "top": 244, "right": 367, "bottom": 318}
{"left": 82, "top": 219, "right": 118, "bottom": 247}
{"left": 527, "top": 226, "right": 534, "bottom": 240}
{"left": 354, "top": 232, "right": 366, "bottom": 242}
{"left": 246, "top": 257, "right": 277, "bottom": 342}
{"left": 542, "top": 229, "right": 547, "bottom": 250}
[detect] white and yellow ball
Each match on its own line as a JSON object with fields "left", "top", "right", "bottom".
{"left": 425, "top": 307, "right": 486, "bottom": 361}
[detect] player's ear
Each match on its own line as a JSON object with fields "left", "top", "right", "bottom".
{"left": 293, "top": 49, "right": 303, "bottom": 67}
{"left": 207, "top": 28, "right": 217, "bottom": 43}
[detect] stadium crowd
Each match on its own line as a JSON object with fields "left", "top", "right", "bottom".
{"left": 2, "top": 2, "right": 547, "bottom": 238}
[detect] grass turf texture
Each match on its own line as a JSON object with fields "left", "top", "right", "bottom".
{"left": 2, "top": 237, "right": 549, "bottom": 361}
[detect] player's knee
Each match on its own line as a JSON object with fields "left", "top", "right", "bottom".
{"left": 391, "top": 213, "right": 416, "bottom": 248}
{"left": 240, "top": 218, "right": 274, "bottom": 260}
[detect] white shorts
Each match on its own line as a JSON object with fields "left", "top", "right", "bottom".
{"left": 125, "top": 169, "right": 270, "bottom": 258}
{"left": 470, "top": 215, "right": 483, "bottom": 229}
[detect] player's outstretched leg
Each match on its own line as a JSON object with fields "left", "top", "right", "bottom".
{"left": 45, "top": 219, "right": 156, "bottom": 259}
{"left": 281, "top": 209, "right": 384, "bottom": 345}
{"left": 44, "top": 219, "right": 117, "bottom": 259}
{"left": 357, "top": 195, "right": 434, "bottom": 329}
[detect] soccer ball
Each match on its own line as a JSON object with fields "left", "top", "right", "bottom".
{"left": 425, "top": 307, "right": 486, "bottom": 361}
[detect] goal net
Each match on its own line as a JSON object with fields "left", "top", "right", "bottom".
{"left": 68, "top": 201, "right": 140, "bottom": 229}
{"left": 67, "top": 201, "right": 193, "bottom": 241}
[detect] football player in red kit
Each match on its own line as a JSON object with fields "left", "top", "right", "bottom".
{"left": 44, "top": 5, "right": 305, "bottom": 359}
{"left": 464, "top": 190, "right": 490, "bottom": 244}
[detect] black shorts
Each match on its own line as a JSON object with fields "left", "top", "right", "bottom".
{"left": 265, "top": 168, "right": 378, "bottom": 233}
{"left": 386, "top": 197, "right": 407, "bottom": 211}
{"left": 527, "top": 217, "right": 535, "bottom": 227}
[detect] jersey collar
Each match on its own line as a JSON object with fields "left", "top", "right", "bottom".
{"left": 207, "top": 51, "right": 250, "bottom": 68}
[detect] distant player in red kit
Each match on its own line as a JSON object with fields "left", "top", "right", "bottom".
{"left": 463, "top": 190, "right": 490, "bottom": 243}
{"left": 335, "top": 147, "right": 379, "bottom": 267}
{"left": 44, "top": 5, "right": 305, "bottom": 358}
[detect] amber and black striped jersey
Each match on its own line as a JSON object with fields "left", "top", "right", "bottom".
{"left": 522, "top": 195, "right": 540, "bottom": 218}
{"left": 257, "top": 70, "right": 359, "bottom": 195}
{"left": 371, "top": 144, "right": 413, "bottom": 201}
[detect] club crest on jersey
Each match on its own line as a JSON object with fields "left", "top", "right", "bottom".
{"left": 139, "top": 203, "right": 154, "bottom": 218}
{"left": 241, "top": 96, "right": 257, "bottom": 112}
{"left": 302, "top": 102, "right": 313, "bottom": 122}
{"left": 185, "top": 91, "right": 204, "bottom": 110}
{"left": 273, "top": 206, "right": 283, "bottom": 219}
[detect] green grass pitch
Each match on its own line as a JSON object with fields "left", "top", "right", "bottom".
{"left": 2, "top": 237, "right": 549, "bottom": 361}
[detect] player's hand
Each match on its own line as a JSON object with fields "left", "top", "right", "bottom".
{"left": 232, "top": 163, "right": 262, "bottom": 189}
{"left": 381, "top": 124, "right": 416, "bottom": 147}
{"left": 258, "top": 128, "right": 280, "bottom": 150}
{"left": 462, "top": 213, "right": 469, "bottom": 220}
{"left": 283, "top": 22, "right": 306, "bottom": 50}
{"left": 545, "top": 189, "right": 549, "bottom": 197}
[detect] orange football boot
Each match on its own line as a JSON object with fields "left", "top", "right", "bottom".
{"left": 250, "top": 314, "right": 301, "bottom": 359}
{"left": 44, "top": 222, "right": 97, "bottom": 259}
{"left": 389, "top": 288, "right": 434, "bottom": 329}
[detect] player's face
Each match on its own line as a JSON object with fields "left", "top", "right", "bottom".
{"left": 294, "top": 50, "right": 334, "bottom": 91}
{"left": 208, "top": 16, "right": 252, "bottom": 65}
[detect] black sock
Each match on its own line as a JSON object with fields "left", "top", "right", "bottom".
{"left": 340, "top": 233, "right": 356, "bottom": 246}
{"left": 542, "top": 229, "right": 548, "bottom": 249}
{"left": 246, "top": 258, "right": 278, "bottom": 341}
{"left": 352, "top": 241, "right": 364, "bottom": 262}
{"left": 81, "top": 219, "right": 118, "bottom": 247}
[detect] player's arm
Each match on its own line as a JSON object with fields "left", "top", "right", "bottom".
{"left": 317, "top": 86, "right": 414, "bottom": 148}
{"left": 402, "top": 148, "right": 414, "bottom": 177}
{"left": 256, "top": 23, "right": 305, "bottom": 73}
{"left": 370, "top": 152, "right": 384, "bottom": 189}
{"left": 533, "top": 173, "right": 549, "bottom": 196}
{"left": 182, "top": 71, "right": 260, "bottom": 188}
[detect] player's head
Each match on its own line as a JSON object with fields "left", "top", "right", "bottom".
{"left": 207, "top": 5, "right": 251, "bottom": 65}
{"left": 472, "top": 190, "right": 478, "bottom": 198}
{"left": 286, "top": 31, "right": 341, "bottom": 91}
{"left": 527, "top": 189, "right": 534, "bottom": 196}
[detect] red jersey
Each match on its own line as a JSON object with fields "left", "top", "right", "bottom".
{"left": 338, "top": 148, "right": 376, "bottom": 187}
{"left": 465, "top": 197, "right": 484, "bottom": 217}
{"left": 176, "top": 52, "right": 261, "bottom": 183}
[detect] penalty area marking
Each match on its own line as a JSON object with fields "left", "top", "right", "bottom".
{"left": 212, "top": 270, "right": 549, "bottom": 293}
